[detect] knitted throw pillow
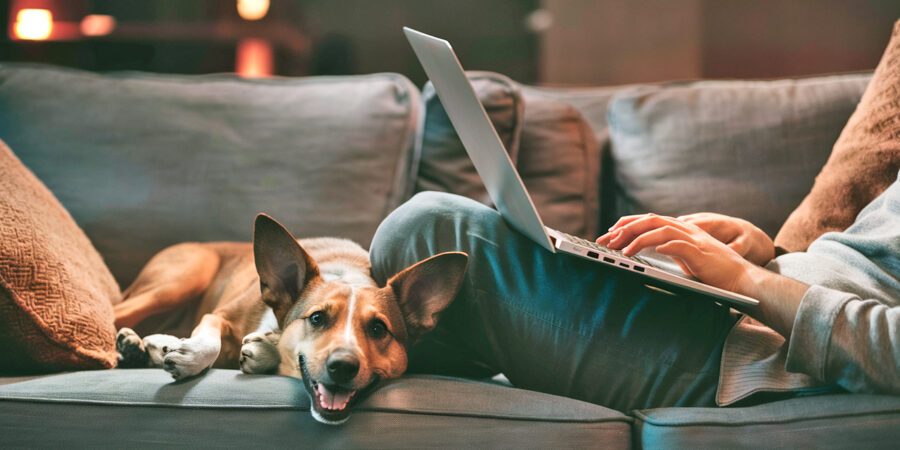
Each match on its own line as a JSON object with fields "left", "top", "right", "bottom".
{"left": 775, "top": 19, "right": 900, "bottom": 252}
{"left": 0, "top": 140, "right": 120, "bottom": 373}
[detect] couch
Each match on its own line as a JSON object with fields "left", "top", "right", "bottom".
{"left": 1, "top": 62, "right": 899, "bottom": 449}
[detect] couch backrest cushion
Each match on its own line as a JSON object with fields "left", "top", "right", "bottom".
{"left": 419, "top": 72, "right": 603, "bottom": 238}
{"left": 417, "top": 71, "right": 523, "bottom": 206}
{"left": 606, "top": 74, "right": 871, "bottom": 238}
{"left": 517, "top": 86, "right": 601, "bottom": 238}
{"left": 0, "top": 64, "right": 420, "bottom": 286}
{"left": 511, "top": 84, "right": 631, "bottom": 232}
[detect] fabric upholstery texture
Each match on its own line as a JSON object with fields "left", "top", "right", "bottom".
{"left": 633, "top": 394, "right": 900, "bottom": 449}
{"left": 606, "top": 74, "right": 870, "bottom": 239}
{"left": 417, "top": 71, "right": 524, "bottom": 206}
{"left": 418, "top": 72, "right": 602, "bottom": 238}
{"left": 0, "top": 369, "right": 633, "bottom": 448}
{"left": 0, "top": 63, "right": 420, "bottom": 286}
{"left": 0, "top": 140, "right": 120, "bottom": 372}
{"left": 519, "top": 85, "right": 625, "bottom": 229}
{"left": 517, "top": 87, "right": 601, "bottom": 238}
{"left": 775, "top": 19, "right": 900, "bottom": 252}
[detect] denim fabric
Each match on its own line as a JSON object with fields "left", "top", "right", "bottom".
{"left": 370, "top": 191, "right": 737, "bottom": 412}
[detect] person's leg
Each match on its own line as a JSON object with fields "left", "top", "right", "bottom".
{"left": 370, "top": 192, "right": 737, "bottom": 412}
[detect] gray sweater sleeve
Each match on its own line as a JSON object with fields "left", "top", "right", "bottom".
{"left": 785, "top": 285, "right": 900, "bottom": 394}
{"left": 773, "top": 170, "right": 900, "bottom": 394}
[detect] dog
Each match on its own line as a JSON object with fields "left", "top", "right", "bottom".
{"left": 114, "top": 214, "right": 468, "bottom": 425}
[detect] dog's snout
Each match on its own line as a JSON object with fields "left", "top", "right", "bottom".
{"left": 326, "top": 351, "right": 360, "bottom": 383}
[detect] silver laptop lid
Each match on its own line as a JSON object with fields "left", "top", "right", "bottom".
{"left": 404, "top": 27, "right": 555, "bottom": 252}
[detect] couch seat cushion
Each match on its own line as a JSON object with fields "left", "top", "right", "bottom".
{"left": 633, "top": 394, "right": 900, "bottom": 449}
{"left": 0, "top": 63, "right": 420, "bottom": 286}
{"left": 0, "top": 369, "right": 632, "bottom": 448}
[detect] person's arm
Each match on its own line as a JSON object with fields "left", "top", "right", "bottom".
{"left": 784, "top": 285, "right": 900, "bottom": 394}
{"left": 596, "top": 213, "right": 805, "bottom": 337}
{"left": 598, "top": 213, "right": 900, "bottom": 394}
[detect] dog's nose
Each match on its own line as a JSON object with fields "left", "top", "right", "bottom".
{"left": 326, "top": 351, "right": 360, "bottom": 384}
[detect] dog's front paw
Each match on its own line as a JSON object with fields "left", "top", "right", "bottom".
{"left": 142, "top": 334, "right": 219, "bottom": 380}
{"left": 142, "top": 334, "right": 183, "bottom": 368}
{"left": 160, "top": 335, "right": 221, "bottom": 380}
{"left": 116, "top": 328, "right": 149, "bottom": 368}
{"left": 240, "top": 332, "right": 280, "bottom": 374}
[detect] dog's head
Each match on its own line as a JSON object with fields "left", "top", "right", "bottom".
{"left": 252, "top": 214, "right": 468, "bottom": 425}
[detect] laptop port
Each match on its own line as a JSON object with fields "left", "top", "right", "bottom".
{"left": 634, "top": 266, "right": 645, "bottom": 273}
{"left": 603, "top": 257, "right": 615, "bottom": 264}
{"left": 587, "top": 251, "right": 599, "bottom": 259}
{"left": 619, "top": 262, "right": 629, "bottom": 268}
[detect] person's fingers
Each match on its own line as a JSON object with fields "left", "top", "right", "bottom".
{"left": 621, "top": 226, "right": 695, "bottom": 256}
{"left": 727, "top": 235, "right": 750, "bottom": 257}
{"left": 606, "top": 213, "right": 655, "bottom": 233}
{"left": 655, "top": 240, "right": 705, "bottom": 275}
{"left": 595, "top": 228, "right": 622, "bottom": 245}
{"left": 608, "top": 215, "right": 693, "bottom": 249}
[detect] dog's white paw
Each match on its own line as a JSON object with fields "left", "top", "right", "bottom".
{"left": 240, "top": 332, "right": 280, "bottom": 374}
{"left": 144, "top": 334, "right": 220, "bottom": 380}
{"left": 142, "top": 334, "right": 182, "bottom": 368}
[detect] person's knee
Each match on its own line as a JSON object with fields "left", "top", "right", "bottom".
{"left": 375, "top": 192, "right": 478, "bottom": 244}
{"left": 370, "top": 191, "right": 489, "bottom": 281}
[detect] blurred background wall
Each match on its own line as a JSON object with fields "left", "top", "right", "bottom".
{"left": 2, "top": 0, "right": 899, "bottom": 87}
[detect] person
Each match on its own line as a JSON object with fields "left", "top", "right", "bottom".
{"left": 368, "top": 170, "right": 900, "bottom": 412}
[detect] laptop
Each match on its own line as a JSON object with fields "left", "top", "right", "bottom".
{"left": 403, "top": 27, "right": 759, "bottom": 307}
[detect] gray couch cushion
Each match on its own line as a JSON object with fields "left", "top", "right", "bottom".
{"left": 633, "top": 394, "right": 900, "bottom": 449}
{"left": 417, "top": 71, "right": 523, "bottom": 206}
{"left": 606, "top": 74, "right": 871, "bottom": 238}
{"left": 517, "top": 84, "right": 628, "bottom": 229}
{"left": 0, "top": 369, "right": 632, "bottom": 448}
{"left": 516, "top": 87, "right": 601, "bottom": 238}
{"left": 0, "top": 63, "right": 420, "bottom": 286}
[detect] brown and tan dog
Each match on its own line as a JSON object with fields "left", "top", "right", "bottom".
{"left": 115, "top": 214, "right": 468, "bottom": 424}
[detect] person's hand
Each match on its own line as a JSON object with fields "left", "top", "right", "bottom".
{"left": 677, "top": 213, "right": 774, "bottom": 266}
{"left": 596, "top": 213, "right": 757, "bottom": 294}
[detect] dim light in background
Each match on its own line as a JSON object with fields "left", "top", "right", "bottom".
{"left": 14, "top": 8, "right": 53, "bottom": 40}
{"left": 237, "top": 0, "right": 270, "bottom": 21}
{"left": 236, "top": 38, "right": 274, "bottom": 78}
{"left": 80, "top": 14, "right": 116, "bottom": 37}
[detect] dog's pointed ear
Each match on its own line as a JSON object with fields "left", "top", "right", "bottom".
{"left": 387, "top": 252, "right": 468, "bottom": 343}
{"left": 253, "top": 214, "right": 319, "bottom": 323}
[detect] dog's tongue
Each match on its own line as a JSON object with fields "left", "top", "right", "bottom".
{"left": 317, "top": 384, "right": 353, "bottom": 410}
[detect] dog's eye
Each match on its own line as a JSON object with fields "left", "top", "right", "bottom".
{"left": 369, "top": 320, "right": 388, "bottom": 339}
{"left": 309, "top": 311, "right": 324, "bottom": 326}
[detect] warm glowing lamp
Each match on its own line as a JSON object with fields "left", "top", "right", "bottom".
{"left": 80, "top": 14, "right": 116, "bottom": 37}
{"left": 14, "top": 9, "right": 53, "bottom": 40}
{"left": 236, "top": 38, "right": 274, "bottom": 78}
{"left": 237, "top": 0, "right": 270, "bottom": 21}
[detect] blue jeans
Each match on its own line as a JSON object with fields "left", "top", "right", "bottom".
{"left": 370, "top": 192, "right": 737, "bottom": 412}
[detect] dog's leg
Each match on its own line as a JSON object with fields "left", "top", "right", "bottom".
{"left": 114, "top": 243, "right": 220, "bottom": 329}
{"left": 155, "top": 313, "right": 229, "bottom": 380}
{"left": 240, "top": 331, "right": 281, "bottom": 374}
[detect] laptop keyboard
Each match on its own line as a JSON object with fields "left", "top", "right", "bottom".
{"left": 554, "top": 230, "right": 650, "bottom": 265}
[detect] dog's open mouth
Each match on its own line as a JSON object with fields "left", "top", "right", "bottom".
{"left": 299, "top": 355, "right": 380, "bottom": 425}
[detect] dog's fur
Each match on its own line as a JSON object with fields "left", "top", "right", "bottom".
{"left": 115, "top": 214, "right": 468, "bottom": 424}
